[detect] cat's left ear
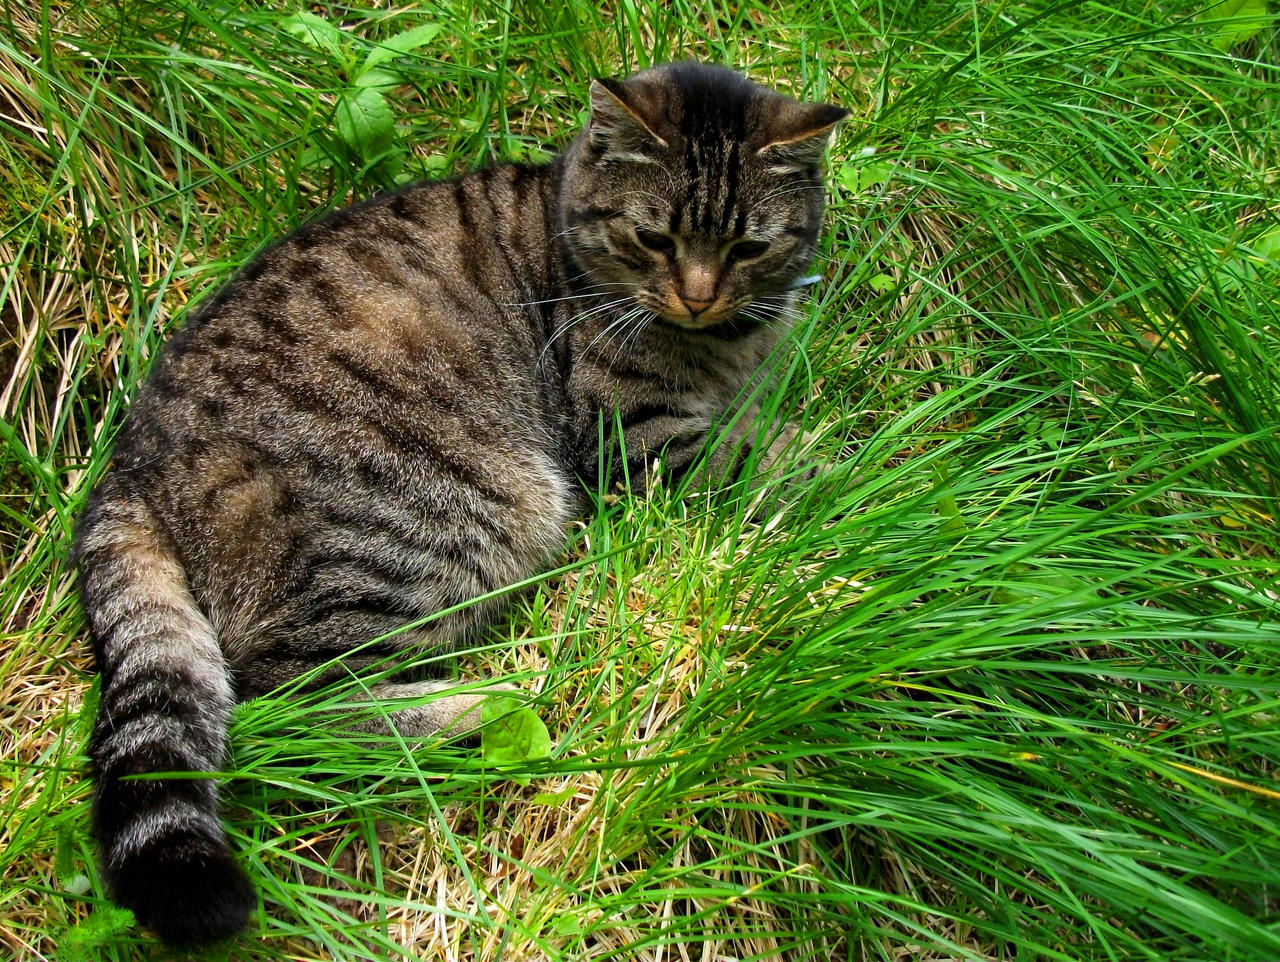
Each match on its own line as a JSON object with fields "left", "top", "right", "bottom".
{"left": 587, "top": 77, "right": 669, "bottom": 162}
{"left": 756, "top": 102, "right": 849, "bottom": 172}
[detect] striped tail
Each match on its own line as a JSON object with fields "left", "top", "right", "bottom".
{"left": 75, "top": 484, "right": 254, "bottom": 946}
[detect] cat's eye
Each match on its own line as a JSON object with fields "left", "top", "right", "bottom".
{"left": 635, "top": 228, "right": 676, "bottom": 255}
{"left": 727, "top": 239, "right": 770, "bottom": 263}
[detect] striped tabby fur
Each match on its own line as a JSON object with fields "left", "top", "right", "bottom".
{"left": 74, "top": 62, "right": 845, "bottom": 946}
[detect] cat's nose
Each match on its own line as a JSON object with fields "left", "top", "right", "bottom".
{"left": 680, "top": 295, "right": 714, "bottom": 315}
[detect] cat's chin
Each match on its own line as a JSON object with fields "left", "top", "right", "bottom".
{"left": 654, "top": 312, "right": 757, "bottom": 336}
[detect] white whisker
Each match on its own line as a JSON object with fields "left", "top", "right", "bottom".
{"left": 506, "top": 282, "right": 630, "bottom": 308}
{"left": 620, "top": 310, "right": 656, "bottom": 353}
{"left": 534, "top": 293, "right": 641, "bottom": 370}
{"left": 580, "top": 308, "right": 644, "bottom": 360}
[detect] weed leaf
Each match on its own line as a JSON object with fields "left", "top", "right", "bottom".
{"left": 481, "top": 695, "right": 552, "bottom": 769}
{"left": 280, "top": 10, "right": 345, "bottom": 61}
{"left": 1198, "top": 0, "right": 1270, "bottom": 49}
{"left": 335, "top": 87, "right": 396, "bottom": 163}
{"left": 356, "top": 22, "right": 443, "bottom": 86}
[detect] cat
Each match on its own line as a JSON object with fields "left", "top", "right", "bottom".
{"left": 73, "top": 61, "right": 846, "bottom": 946}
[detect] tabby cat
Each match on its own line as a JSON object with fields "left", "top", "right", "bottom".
{"left": 74, "top": 61, "right": 845, "bottom": 946}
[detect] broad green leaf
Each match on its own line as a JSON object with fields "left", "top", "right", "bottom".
{"left": 335, "top": 87, "right": 396, "bottom": 162}
{"left": 481, "top": 695, "right": 552, "bottom": 768}
{"left": 838, "top": 159, "right": 893, "bottom": 194}
{"left": 420, "top": 153, "right": 451, "bottom": 173}
{"left": 553, "top": 914, "right": 584, "bottom": 938}
{"left": 356, "top": 22, "right": 443, "bottom": 85}
{"left": 1247, "top": 226, "right": 1280, "bottom": 267}
{"left": 1197, "top": 225, "right": 1280, "bottom": 297}
{"left": 299, "top": 142, "right": 330, "bottom": 170}
{"left": 1198, "top": 0, "right": 1270, "bottom": 50}
{"left": 1038, "top": 419, "right": 1066, "bottom": 447}
{"left": 355, "top": 66, "right": 403, "bottom": 89}
{"left": 372, "top": 151, "right": 407, "bottom": 182}
{"left": 280, "top": 10, "right": 345, "bottom": 62}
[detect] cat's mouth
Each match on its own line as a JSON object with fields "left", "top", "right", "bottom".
{"left": 649, "top": 292, "right": 752, "bottom": 330}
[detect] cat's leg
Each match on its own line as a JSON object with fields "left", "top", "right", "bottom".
{"left": 753, "top": 421, "right": 823, "bottom": 480}
{"left": 667, "top": 412, "right": 821, "bottom": 491}
{"left": 336, "top": 679, "right": 519, "bottom": 739}
{"left": 588, "top": 405, "right": 821, "bottom": 496}
{"left": 740, "top": 420, "right": 831, "bottom": 518}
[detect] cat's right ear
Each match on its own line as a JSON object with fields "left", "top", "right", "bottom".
{"left": 588, "top": 78, "right": 669, "bottom": 163}
{"left": 756, "top": 101, "right": 849, "bottom": 174}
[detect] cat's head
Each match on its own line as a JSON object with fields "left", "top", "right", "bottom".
{"left": 559, "top": 62, "right": 846, "bottom": 330}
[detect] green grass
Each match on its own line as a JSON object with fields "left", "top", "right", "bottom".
{"left": 2, "top": 0, "right": 1279, "bottom": 959}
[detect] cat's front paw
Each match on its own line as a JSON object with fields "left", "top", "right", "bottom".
{"left": 746, "top": 422, "right": 827, "bottom": 519}
{"left": 757, "top": 422, "right": 824, "bottom": 483}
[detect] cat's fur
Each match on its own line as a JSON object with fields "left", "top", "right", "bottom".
{"left": 74, "top": 62, "right": 845, "bottom": 946}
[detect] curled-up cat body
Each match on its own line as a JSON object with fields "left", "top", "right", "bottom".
{"left": 74, "top": 61, "right": 845, "bottom": 946}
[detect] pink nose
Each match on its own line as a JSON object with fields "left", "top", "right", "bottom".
{"left": 681, "top": 296, "right": 714, "bottom": 314}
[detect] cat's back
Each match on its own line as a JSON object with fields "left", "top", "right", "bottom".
{"left": 116, "top": 164, "right": 563, "bottom": 471}
{"left": 92, "top": 163, "right": 574, "bottom": 652}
